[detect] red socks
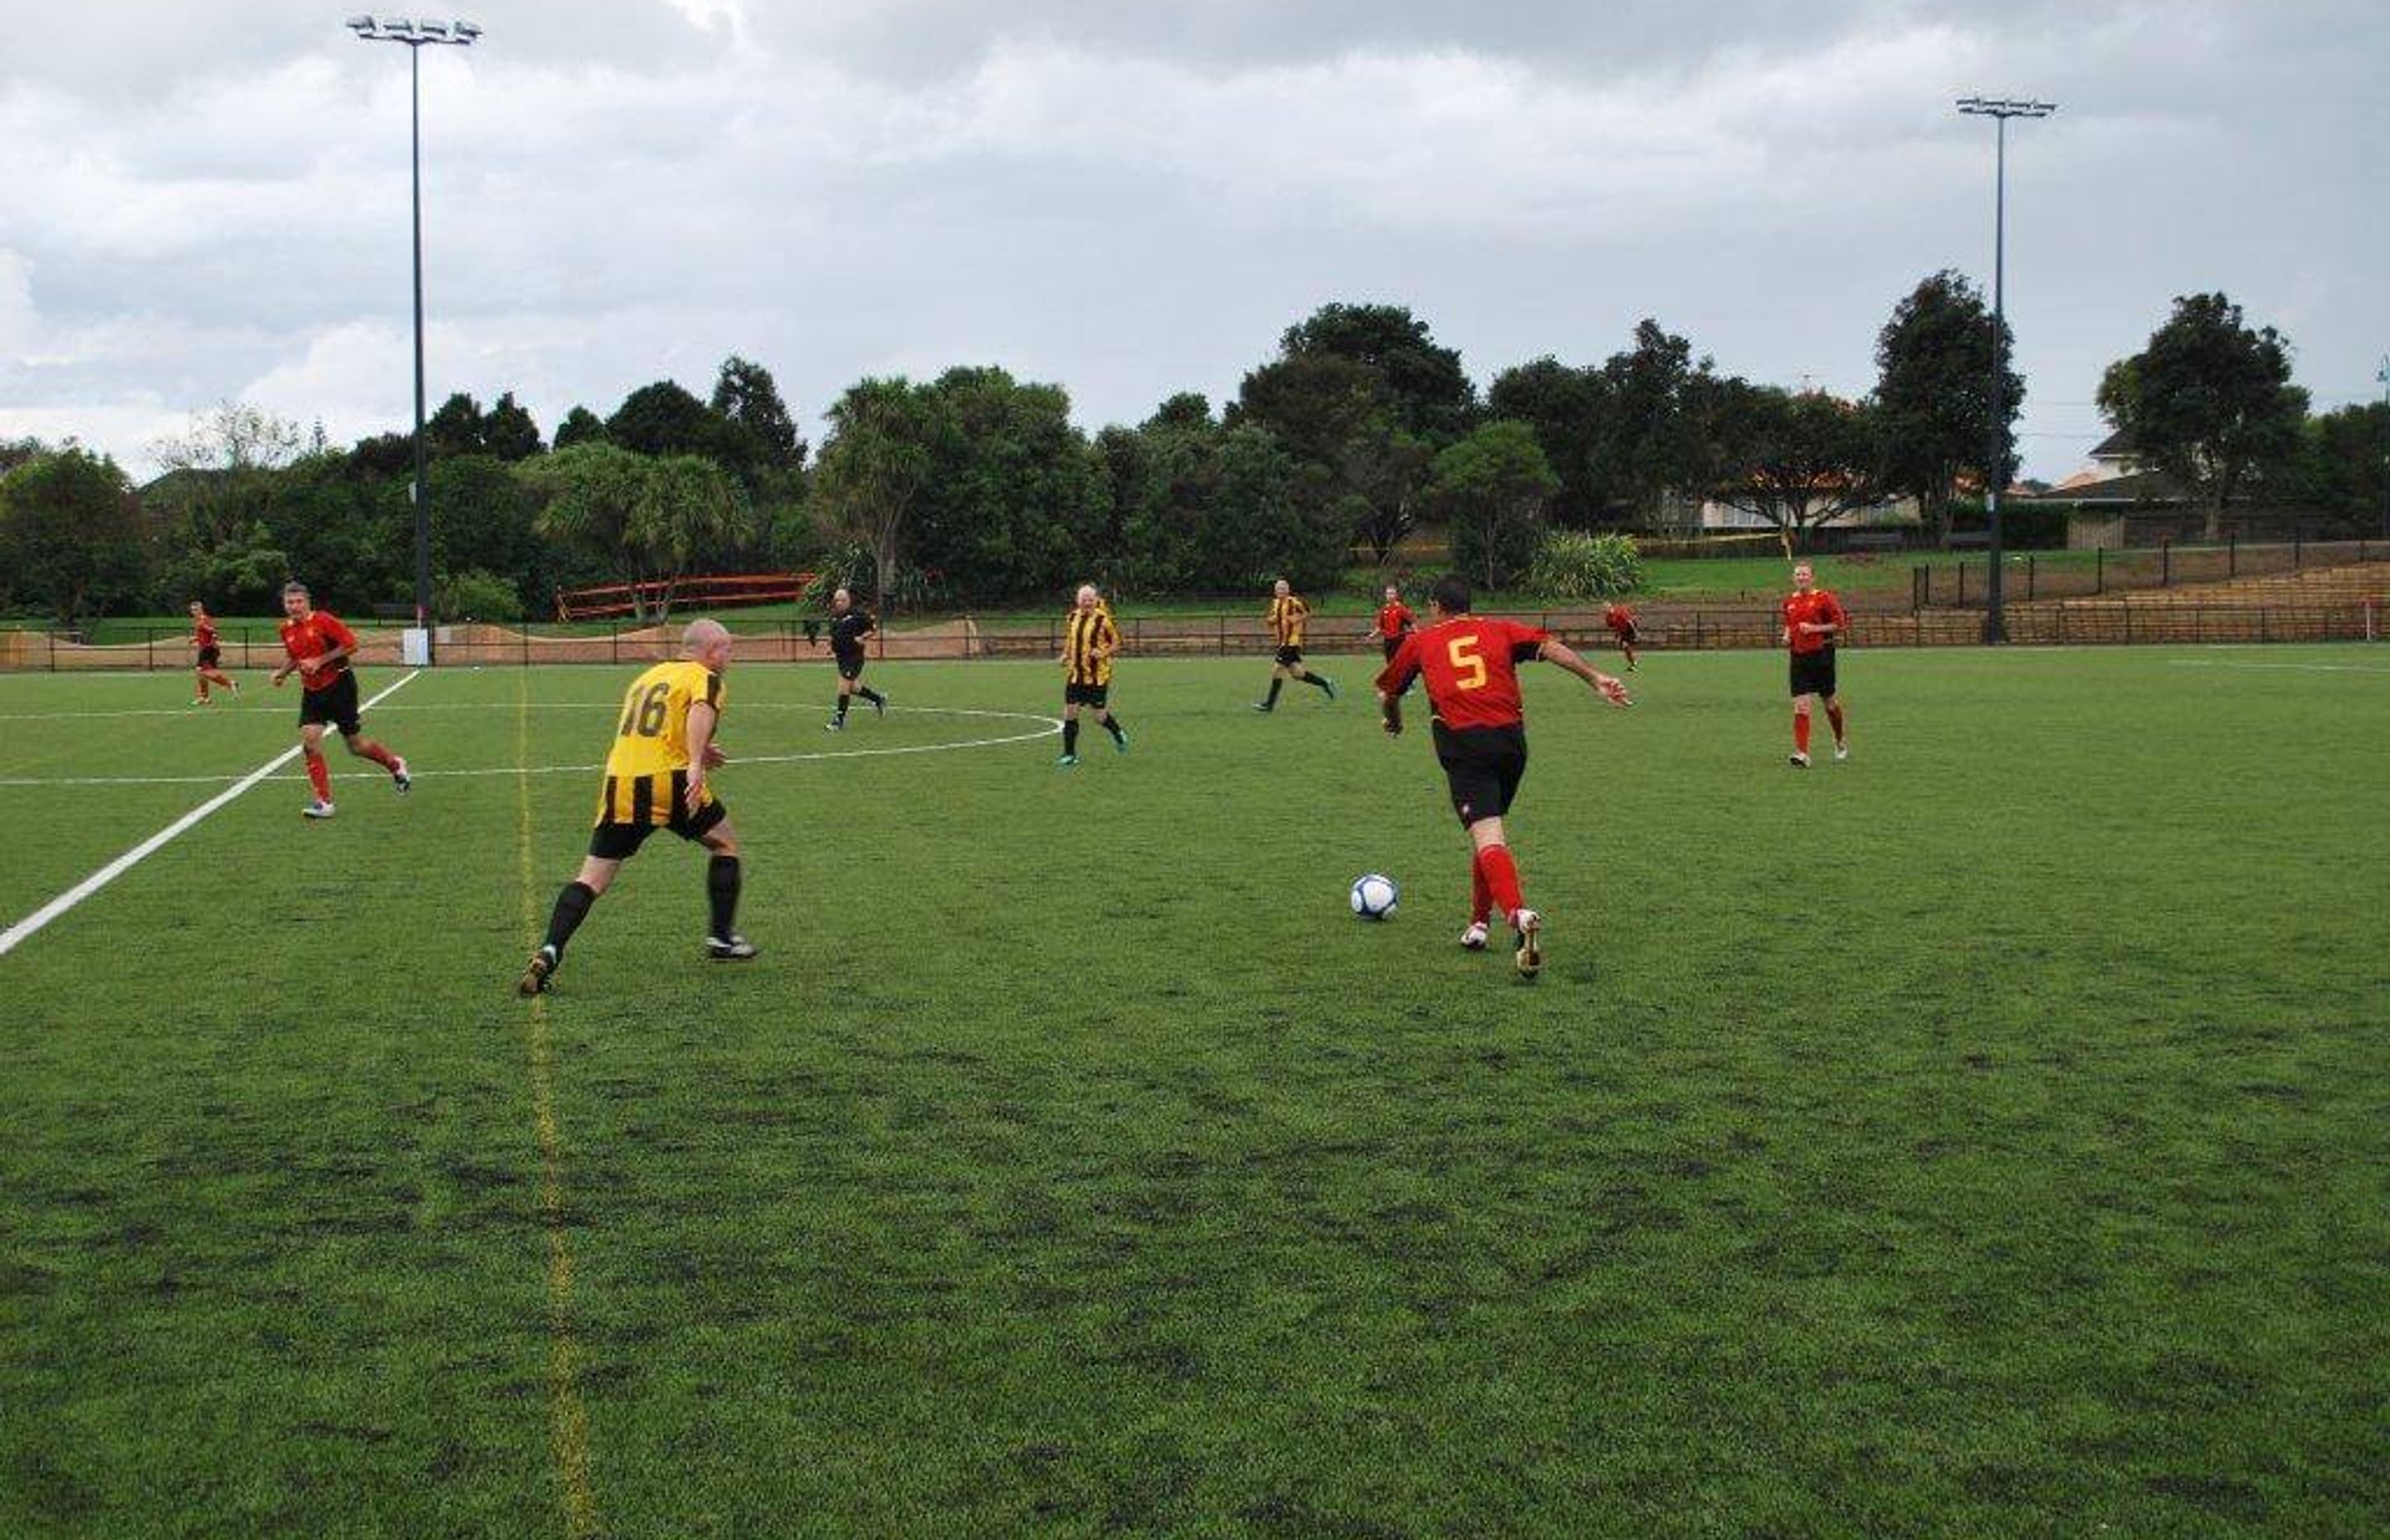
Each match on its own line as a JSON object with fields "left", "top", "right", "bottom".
{"left": 1825, "top": 704, "right": 1846, "bottom": 743}
{"left": 304, "top": 748, "right": 331, "bottom": 801}
{"left": 1475, "top": 844, "right": 1525, "bottom": 916}
{"left": 1470, "top": 859, "right": 1492, "bottom": 925}
{"left": 1794, "top": 712, "right": 1812, "bottom": 754}
{"left": 355, "top": 739, "right": 400, "bottom": 772}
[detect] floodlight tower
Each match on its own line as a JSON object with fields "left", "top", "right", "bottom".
{"left": 348, "top": 15, "right": 482, "bottom": 661}
{"left": 2377, "top": 356, "right": 2388, "bottom": 540}
{"left": 1956, "top": 95, "right": 2055, "bottom": 644}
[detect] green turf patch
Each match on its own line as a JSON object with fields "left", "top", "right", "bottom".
{"left": 2, "top": 647, "right": 2385, "bottom": 1536}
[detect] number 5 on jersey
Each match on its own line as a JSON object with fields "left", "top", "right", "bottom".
{"left": 1447, "top": 635, "right": 1489, "bottom": 690}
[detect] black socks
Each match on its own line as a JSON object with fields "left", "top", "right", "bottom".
{"left": 544, "top": 880, "right": 597, "bottom": 957}
{"left": 707, "top": 855, "right": 741, "bottom": 940}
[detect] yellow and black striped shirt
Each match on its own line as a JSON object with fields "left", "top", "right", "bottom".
{"left": 1268, "top": 593, "right": 1310, "bottom": 647}
{"left": 1062, "top": 605, "right": 1119, "bottom": 687}
{"left": 595, "top": 659, "right": 725, "bottom": 826}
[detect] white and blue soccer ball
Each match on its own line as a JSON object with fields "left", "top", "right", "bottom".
{"left": 1349, "top": 872, "right": 1399, "bottom": 921}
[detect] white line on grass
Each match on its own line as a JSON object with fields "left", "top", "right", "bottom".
{"left": 0, "top": 671, "right": 422, "bottom": 958}
{"left": 2165, "top": 659, "right": 2390, "bottom": 674}
{"left": 0, "top": 704, "right": 1062, "bottom": 789}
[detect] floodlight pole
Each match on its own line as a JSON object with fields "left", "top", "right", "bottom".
{"left": 2377, "top": 357, "right": 2388, "bottom": 541}
{"left": 349, "top": 17, "right": 480, "bottom": 661}
{"left": 1957, "top": 96, "right": 2055, "bottom": 644}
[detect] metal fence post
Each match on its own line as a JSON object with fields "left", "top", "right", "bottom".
{"left": 2027, "top": 554, "right": 2036, "bottom": 602}
{"left": 1958, "top": 563, "right": 1968, "bottom": 607}
{"left": 2095, "top": 546, "right": 2105, "bottom": 595}
{"left": 2162, "top": 543, "right": 2172, "bottom": 587}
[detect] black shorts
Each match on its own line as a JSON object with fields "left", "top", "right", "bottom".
{"left": 1380, "top": 636, "right": 1403, "bottom": 662}
{"left": 196, "top": 646, "right": 222, "bottom": 667}
{"left": 298, "top": 671, "right": 363, "bottom": 736}
{"left": 1789, "top": 649, "right": 1838, "bottom": 699}
{"left": 1612, "top": 624, "right": 1639, "bottom": 646}
{"left": 1275, "top": 645, "right": 1304, "bottom": 668}
{"left": 1433, "top": 721, "right": 1528, "bottom": 829}
{"left": 1065, "top": 681, "right": 1110, "bottom": 709}
{"left": 835, "top": 654, "right": 866, "bottom": 681}
{"left": 588, "top": 794, "right": 728, "bottom": 860}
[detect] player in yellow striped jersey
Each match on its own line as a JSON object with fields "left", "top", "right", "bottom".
{"left": 519, "top": 619, "right": 754, "bottom": 995}
{"left": 1056, "top": 582, "right": 1129, "bottom": 767}
{"left": 1252, "top": 577, "right": 1337, "bottom": 711}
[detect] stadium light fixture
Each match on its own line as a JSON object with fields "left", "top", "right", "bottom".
{"left": 1956, "top": 96, "right": 2056, "bottom": 644}
{"left": 348, "top": 14, "right": 482, "bottom": 661}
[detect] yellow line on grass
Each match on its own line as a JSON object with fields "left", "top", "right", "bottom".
{"left": 516, "top": 674, "right": 601, "bottom": 1539}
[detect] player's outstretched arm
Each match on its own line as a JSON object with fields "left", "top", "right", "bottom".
{"left": 1539, "top": 637, "right": 1632, "bottom": 707}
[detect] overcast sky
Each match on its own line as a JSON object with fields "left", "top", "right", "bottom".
{"left": 2, "top": 0, "right": 2383, "bottom": 482}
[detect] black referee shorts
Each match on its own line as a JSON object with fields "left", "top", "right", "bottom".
{"left": 1433, "top": 721, "right": 1528, "bottom": 829}
{"left": 1064, "top": 681, "right": 1110, "bottom": 709}
{"left": 1275, "top": 645, "right": 1304, "bottom": 668}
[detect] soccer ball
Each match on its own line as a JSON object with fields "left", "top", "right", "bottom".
{"left": 1349, "top": 873, "right": 1399, "bottom": 921}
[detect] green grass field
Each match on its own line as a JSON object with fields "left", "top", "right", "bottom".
{"left": 2, "top": 646, "right": 2385, "bottom": 1538}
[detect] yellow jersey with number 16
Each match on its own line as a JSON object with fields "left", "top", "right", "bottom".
{"left": 596, "top": 660, "right": 725, "bottom": 826}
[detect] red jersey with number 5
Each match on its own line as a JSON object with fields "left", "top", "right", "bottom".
{"left": 1376, "top": 616, "right": 1549, "bottom": 731}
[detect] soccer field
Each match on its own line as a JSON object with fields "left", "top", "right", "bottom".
{"left": 2, "top": 648, "right": 2385, "bottom": 1538}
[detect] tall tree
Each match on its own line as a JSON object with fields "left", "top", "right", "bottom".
{"left": 1232, "top": 351, "right": 1429, "bottom": 566}
{"left": 1707, "top": 384, "right": 1886, "bottom": 550}
{"left": 2280, "top": 402, "right": 2390, "bottom": 521}
{"left": 0, "top": 436, "right": 48, "bottom": 477}
{"left": 150, "top": 402, "right": 313, "bottom": 475}
{"left": 483, "top": 392, "right": 544, "bottom": 461}
{"left": 1593, "top": 320, "right": 1717, "bottom": 523}
{"left": 553, "top": 406, "right": 608, "bottom": 451}
{"left": 2096, "top": 293, "right": 2309, "bottom": 541}
{"left": 424, "top": 392, "right": 489, "bottom": 460}
{"left": 0, "top": 449, "right": 149, "bottom": 624}
{"left": 1277, "top": 302, "right": 1478, "bottom": 441}
{"left": 812, "top": 378, "right": 949, "bottom": 609}
{"left": 909, "top": 366, "right": 1100, "bottom": 602}
{"left": 1875, "top": 270, "right": 2021, "bottom": 546}
{"left": 519, "top": 444, "right": 754, "bottom": 619}
{"left": 606, "top": 380, "right": 745, "bottom": 466}
{"left": 1432, "top": 422, "right": 1558, "bottom": 592}
{"left": 1488, "top": 357, "right": 1607, "bottom": 527}
{"left": 710, "top": 355, "right": 807, "bottom": 477}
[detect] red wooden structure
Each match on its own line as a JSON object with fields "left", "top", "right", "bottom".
{"left": 555, "top": 572, "right": 817, "bottom": 622}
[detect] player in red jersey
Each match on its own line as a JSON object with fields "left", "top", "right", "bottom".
{"left": 187, "top": 600, "right": 238, "bottom": 704}
{"left": 1376, "top": 575, "right": 1632, "bottom": 977}
{"left": 1779, "top": 563, "right": 1850, "bottom": 766}
{"left": 1373, "top": 584, "right": 1416, "bottom": 662}
{"left": 1603, "top": 602, "right": 1641, "bottom": 670}
{"left": 271, "top": 582, "right": 411, "bottom": 818}
{"left": 1374, "top": 583, "right": 1417, "bottom": 697}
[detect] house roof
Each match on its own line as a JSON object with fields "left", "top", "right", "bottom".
{"left": 2012, "top": 468, "right": 2187, "bottom": 506}
{"left": 2089, "top": 428, "right": 2135, "bottom": 461}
